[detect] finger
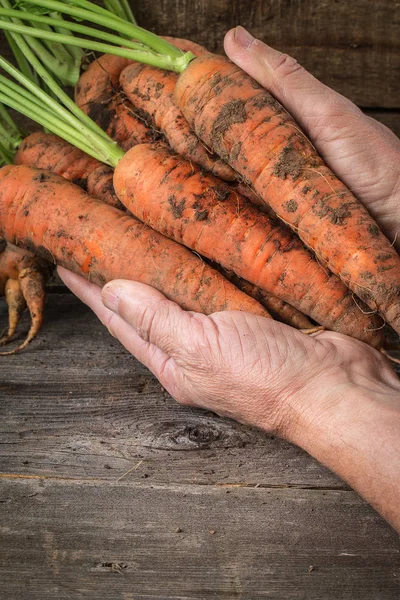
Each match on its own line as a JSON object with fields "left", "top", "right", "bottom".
{"left": 58, "top": 268, "right": 185, "bottom": 393}
{"left": 224, "top": 27, "right": 400, "bottom": 159}
{"left": 102, "top": 279, "right": 201, "bottom": 360}
{"left": 58, "top": 267, "right": 108, "bottom": 318}
{"left": 224, "top": 27, "right": 400, "bottom": 244}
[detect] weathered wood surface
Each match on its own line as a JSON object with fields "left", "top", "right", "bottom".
{"left": 134, "top": 0, "right": 400, "bottom": 108}
{"left": 0, "top": 295, "right": 344, "bottom": 487}
{"left": 1, "top": 295, "right": 399, "bottom": 599}
{"left": 1, "top": 478, "right": 399, "bottom": 600}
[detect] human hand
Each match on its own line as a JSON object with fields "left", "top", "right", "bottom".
{"left": 58, "top": 268, "right": 399, "bottom": 443}
{"left": 59, "top": 32, "right": 400, "bottom": 529}
{"left": 224, "top": 26, "right": 400, "bottom": 251}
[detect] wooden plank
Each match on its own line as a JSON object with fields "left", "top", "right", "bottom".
{"left": 0, "top": 294, "right": 344, "bottom": 488}
{"left": 0, "top": 478, "right": 399, "bottom": 599}
{"left": 0, "top": 294, "right": 398, "bottom": 489}
{"left": 133, "top": 0, "right": 400, "bottom": 108}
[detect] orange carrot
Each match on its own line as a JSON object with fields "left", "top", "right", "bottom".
{"left": 213, "top": 265, "right": 315, "bottom": 330}
{"left": 15, "top": 131, "right": 123, "bottom": 209}
{"left": 16, "top": 132, "right": 302, "bottom": 330}
{"left": 113, "top": 143, "right": 384, "bottom": 347}
{"left": 174, "top": 54, "right": 400, "bottom": 334}
{"left": 75, "top": 54, "right": 156, "bottom": 152}
{"left": 0, "top": 165, "right": 270, "bottom": 319}
{"left": 0, "top": 241, "right": 51, "bottom": 354}
{"left": 75, "top": 52, "right": 264, "bottom": 208}
{"left": 162, "top": 36, "right": 211, "bottom": 56}
{"left": 119, "top": 61, "right": 236, "bottom": 181}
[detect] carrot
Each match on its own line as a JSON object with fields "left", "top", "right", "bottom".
{"left": 161, "top": 36, "right": 211, "bottom": 57}
{"left": 113, "top": 143, "right": 384, "bottom": 348}
{"left": 74, "top": 54, "right": 156, "bottom": 152}
{"left": 76, "top": 52, "right": 264, "bottom": 209}
{"left": 0, "top": 240, "right": 51, "bottom": 354}
{"left": 119, "top": 61, "right": 236, "bottom": 182}
{"left": 0, "top": 37, "right": 389, "bottom": 346}
{"left": 15, "top": 128, "right": 306, "bottom": 330}
{"left": 174, "top": 54, "right": 400, "bottom": 334}
{"left": 15, "top": 131, "right": 123, "bottom": 209}
{"left": 0, "top": 164, "right": 271, "bottom": 319}
{"left": 213, "top": 265, "right": 315, "bottom": 330}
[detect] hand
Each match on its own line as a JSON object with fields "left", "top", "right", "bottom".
{"left": 58, "top": 269, "right": 399, "bottom": 441}
{"left": 59, "top": 30, "right": 400, "bottom": 529}
{"left": 224, "top": 26, "right": 400, "bottom": 251}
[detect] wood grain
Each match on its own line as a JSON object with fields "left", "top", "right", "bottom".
{"left": 0, "top": 294, "right": 344, "bottom": 488}
{"left": 133, "top": 0, "right": 400, "bottom": 108}
{"left": 0, "top": 478, "right": 399, "bottom": 599}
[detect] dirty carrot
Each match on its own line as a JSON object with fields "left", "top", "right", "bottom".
{"left": 0, "top": 165, "right": 271, "bottom": 319}
{"left": 15, "top": 131, "right": 123, "bottom": 209}
{"left": 174, "top": 54, "right": 400, "bottom": 333}
{"left": 114, "top": 143, "right": 384, "bottom": 347}
{"left": 74, "top": 54, "right": 156, "bottom": 152}
{"left": 212, "top": 264, "right": 315, "bottom": 330}
{"left": 15, "top": 127, "right": 307, "bottom": 331}
{"left": 21, "top": 9, "right": 397, "bottom": 331}
{"left": 119, "top": 60, "right": 236, "bottom": 182}
{"left": 0, "top": 240, "right": 51, "bottom": 354}
{"left": 0, "top": 49, "right": 389, "bottom": 347}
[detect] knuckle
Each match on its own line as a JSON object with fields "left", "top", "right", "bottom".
{"left": 135, "top": 303, "right": 157, "bottom": 342}
{"left": 102, "top": 311, "right": 118, "bottom": 338}
{"left": 273, "top": 52, "right": 303, "bottom": 79}
{"left": 136, "top": 297, "right": 179, "bottom": 351}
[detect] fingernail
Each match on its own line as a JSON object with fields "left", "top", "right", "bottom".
{"left": 102, "top": 283, "right": 121, "bottom": 313}
{"left": 234, "top": 26, "right": 255, "bottom": 49}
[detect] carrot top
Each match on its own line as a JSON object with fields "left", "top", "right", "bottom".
{"left": 0, "top": 0, "right": 195, "bottom": 72}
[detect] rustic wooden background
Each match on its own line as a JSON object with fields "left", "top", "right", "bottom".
{"left": 1, "top": 1, "right": 400, "bottom": 599}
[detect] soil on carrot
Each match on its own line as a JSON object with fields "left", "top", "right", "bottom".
{"left": 210, "top": 99, "right": 247, "bottom": 154}
{"left": 87, "top": 102, "right": 116, "bottom": 134}
{"left": 273, "top": 145, "right": 305, "bottom": 181}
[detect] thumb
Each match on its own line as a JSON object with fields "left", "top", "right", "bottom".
{"left": 102, "top": 280, "right": 201, "bottom": 362}
{"left": 101, "top": 280, "right": 199, "bottom": 400}
{"left": 224, "top": 26, "right": 363, "bottom": 141}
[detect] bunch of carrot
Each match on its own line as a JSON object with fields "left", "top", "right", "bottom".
{"left": 0, "top": 0, "right": 398, "bottom": 361}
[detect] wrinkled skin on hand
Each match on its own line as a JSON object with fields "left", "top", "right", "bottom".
{"left": 58, "top": 272, "right": 399, "bottom": 438}
{"left": 0, "top": 241, "right": 52, "bottom": 354}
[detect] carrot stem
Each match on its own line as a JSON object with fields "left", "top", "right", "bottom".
{"left": 103, "top": 0, "right": 136, "bottom": 25}
{"left": 0, "top": 18, "right": 191, "bottom": 72}
{"left": 15, "top": 0, "right": 194, "bottom": 69}
{"left": 0, "top": 9, "right": 147, "bottom": 53}
{"left": 0, "top": 101, "right": 23, "bottom": 139}
{"left": 0, "top": 26, "right": 112, "bottom": 142}
{"left": 4, "top": 30, "right": 39, "bottom": 85}
{"left": 0, "top": 0, "right": 82, "bottom": 86}
{"left": 0, "top": 90, "right": 113, "bottom": 162}
{"left": 0, "top": 60, "right": 123, "bottom": 166}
